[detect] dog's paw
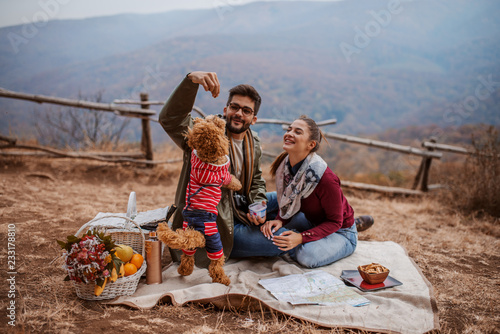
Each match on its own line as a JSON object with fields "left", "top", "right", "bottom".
{"left": 225, "top": 175, "right": 242, "bottom": 191}
{"left": 213, "top": 275, "right": 231, "bottom": 286}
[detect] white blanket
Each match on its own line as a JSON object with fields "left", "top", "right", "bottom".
{"left": 106, "top": 241, "right": 439, "bottom": 334}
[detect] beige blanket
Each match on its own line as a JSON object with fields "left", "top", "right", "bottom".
{"left": 107, "top": 241, "right": 439, "bottom": 334}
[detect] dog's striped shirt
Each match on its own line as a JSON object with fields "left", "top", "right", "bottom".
{"left": 185, "top": 150, "right": 232, "bottom": 215}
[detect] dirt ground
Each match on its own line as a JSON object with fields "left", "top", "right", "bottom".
{"left": 0, "top": 157, "right": 499, "bottom": 334}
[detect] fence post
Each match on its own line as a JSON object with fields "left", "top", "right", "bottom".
{"left": 412, "top": 137, "right": 436, "bottom": 191}
{"left": 140, "top": 93, "right": 153, "bottom": 164}
{"left": 412, "top": 157, "right": 425, "bottom": 190}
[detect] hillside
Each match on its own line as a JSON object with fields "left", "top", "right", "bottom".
{"left": 0, "top": 0, "right": 499, "bottom": 139}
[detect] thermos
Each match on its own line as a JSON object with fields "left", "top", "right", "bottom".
{"left": 145, "top": 231, "right": 162, "bottom": 284}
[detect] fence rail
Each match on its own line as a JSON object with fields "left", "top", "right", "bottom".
{"left": 422, "top": 141, "right": 471, "bottom": 155}
{"left": 0, "top": 88, "right": 155, "bottom": 118}
{"left": 323, "top": 131, "right": 442, "bottom": 159}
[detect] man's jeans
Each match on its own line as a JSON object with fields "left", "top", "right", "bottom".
{"left": 230, "top": 191, "right": 358, "bottom": 268}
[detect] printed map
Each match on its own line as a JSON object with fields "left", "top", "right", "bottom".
{"left": 259, "top": 270, "right": 370, "bottom": 307}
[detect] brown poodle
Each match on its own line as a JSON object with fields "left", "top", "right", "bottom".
{"left": 157, "top": 115, "right": 241, "bottom": 285}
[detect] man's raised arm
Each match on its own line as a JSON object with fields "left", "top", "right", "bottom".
{"left": 159, "top": 72, "right": 220, "bottom": 150}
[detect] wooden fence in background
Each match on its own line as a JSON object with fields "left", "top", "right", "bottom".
{"left": 0, "top": 87, "right": 484, "bottom": 195}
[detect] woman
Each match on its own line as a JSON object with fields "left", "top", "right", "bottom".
{"left": 260, "top": 115, "right": 358, "bottom": 268}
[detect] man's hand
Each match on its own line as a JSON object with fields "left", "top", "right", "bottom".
{"left": 246, "top": 212, "right": 266, "bottom": 226}
{"left": 187, "top": 71, "right": 220, "bottom": 98}
{"left": 272, "top": 231, "right": 303, "bottom": 251}
{"left": 246, "top": 200, "right": 267, "bottom": 226}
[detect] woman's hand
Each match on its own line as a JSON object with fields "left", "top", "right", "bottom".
{"left": 260, "top": 220, "right": 283, "bottom": 239}
{"left": 272, "top": 231, "right": 303, "bottom": 251}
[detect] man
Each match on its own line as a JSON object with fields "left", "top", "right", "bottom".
{"left": 159, "top": 71, "right": 269, "bottom": 267}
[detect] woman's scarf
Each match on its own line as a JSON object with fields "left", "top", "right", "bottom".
{"left": 276, "top": 152, "right": 327, "bottom": 219}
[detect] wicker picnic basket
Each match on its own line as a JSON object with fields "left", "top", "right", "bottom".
{"left": 71, "top": 216, "right": 147, "bottom": 301}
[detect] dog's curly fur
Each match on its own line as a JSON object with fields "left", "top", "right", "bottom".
{"left": 157, "top": 115, "right": 241, "bottom": 286}
{"left": 186, "top": 116, "right": 229, "bottom": 164}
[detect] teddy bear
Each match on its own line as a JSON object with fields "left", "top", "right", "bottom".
{"left": 157, "top": 115, "right": 242, "bottom": 285}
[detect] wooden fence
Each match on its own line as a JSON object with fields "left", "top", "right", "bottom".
{"left": 0, "top": 87, "right": 483, "bottom": 195}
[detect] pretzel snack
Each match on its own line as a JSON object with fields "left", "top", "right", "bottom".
{"left": 360, "top": 263, "right": 389, "bottom": 274}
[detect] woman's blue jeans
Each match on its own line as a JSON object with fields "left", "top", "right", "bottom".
{"left": 230, "top": 191, "right": 358, "bottom": 268}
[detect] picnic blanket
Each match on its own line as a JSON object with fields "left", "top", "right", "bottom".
{"left": 106, "top": 241, "right": 439, "bottom": 334}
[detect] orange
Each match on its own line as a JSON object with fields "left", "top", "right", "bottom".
{"left": 123, "top": 263, "right": 138, "bottom": 277}
{"left": 130, "top": 254, "right": 144, "bottom": 269}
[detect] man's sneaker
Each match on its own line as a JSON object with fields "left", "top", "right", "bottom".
{"left": 355, "top": 215, "right": 374, "bottom": 232}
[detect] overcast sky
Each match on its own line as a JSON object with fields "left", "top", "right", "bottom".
{"left": 0, "top": 0, "right": 339, "bottom": 28}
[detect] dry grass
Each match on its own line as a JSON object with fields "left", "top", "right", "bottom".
{"left": 0, "top": 155, "right": 499, "bottom": 333}
{"left": 435, "top": 126, "right": 500, "bottom": 218}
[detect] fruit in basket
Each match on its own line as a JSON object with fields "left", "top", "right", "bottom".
{"left": 94, "top": 277, "right": 108, "bottom": 296}
{"left": 118, "top": 263, "right": 125, "bottom": 278}
{"left": 130, "top": 254, "right": 144, "bottom": 269}
{"left": 115, "top": 244, "right": 134, "bottom": 262}
{"left": 124, "top": 263, "right": 138, "bottom": 276}
{"left": 110, "top": 266, "right": 118, "bottom": 283}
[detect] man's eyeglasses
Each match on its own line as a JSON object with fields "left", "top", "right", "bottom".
{"left": 227, "top": 102, "right": 254, "bottom": 116}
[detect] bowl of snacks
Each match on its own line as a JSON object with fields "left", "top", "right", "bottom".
{"left": 358, "top": 263, "right": 389, "bottom": 284}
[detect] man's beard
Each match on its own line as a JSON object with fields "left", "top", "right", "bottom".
{"left": 226, "top": 115, "right": 251, "bottom": 134}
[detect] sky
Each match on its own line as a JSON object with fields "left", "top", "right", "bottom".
{"left": 0, "top": 0, "right": 339, "bottom": 28}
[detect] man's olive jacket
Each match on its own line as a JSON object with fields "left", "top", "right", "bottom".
{"left": 159, "top": 76, "right": 267, "bottom": 267}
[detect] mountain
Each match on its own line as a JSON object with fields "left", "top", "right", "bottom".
{"left": 0, "top": 0, "right": 499, "bottom": 141}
